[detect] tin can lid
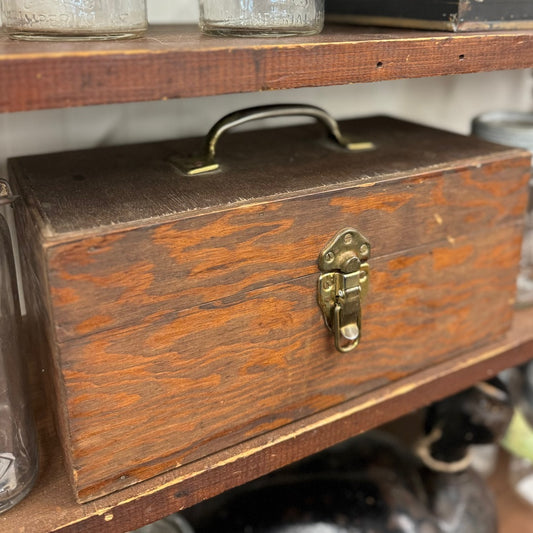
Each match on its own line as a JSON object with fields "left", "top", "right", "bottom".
{"left": 472, "top": 111, "right": 533, "bottom": 152}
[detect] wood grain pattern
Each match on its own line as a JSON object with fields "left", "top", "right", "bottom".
{"left": 1, "top": 309, "right": 533, "bottom": 533}
{"left": 13, "top": 188, "right": 80, "bottom": 501}
{"left": 62, "top": 223, "right": 522, "bottom": 501}
{"left": 43, "top": 159, "right": 529, "bottom": 342}
{"left": 1, "top": 24, "right": 533, "bottom": 112}
{"left": 10, "top": 117, "right": 530, "bottom": 501}
{"left": 9, "top": 117, "right": 530, "bottom": 343}
{"left": 10, "top": 116, "right": 528, "bottom": 236}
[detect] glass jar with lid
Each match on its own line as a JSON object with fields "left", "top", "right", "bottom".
{"left": 0, "top": 180, "right": 39, "bottom": 513}
{"left": 198, "top": 0, "right": 324, "bottom": 37}
{"left": 0, "top": 0, "right": 147, "bottom": 40}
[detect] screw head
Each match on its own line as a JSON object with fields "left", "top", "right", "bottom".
{"left": 344, "top": 232, "right": 353, "bottom": 245}
{"left": 325, "top": 251, "right": 335, "bottom": 263}
{"left": 322, "top": 278, "right": 333, "bottom": 290}
{"left": 359, "top": 243, "right": 369, "bottom": 258}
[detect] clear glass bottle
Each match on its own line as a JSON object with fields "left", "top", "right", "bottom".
{"left": 0, "top": 0, "right": 147, "bottom": 41}
{"left": 198, "top": 0, "right": 324, "bottom": 37}
{"left": 0, "top": 180, "right": 38, "bottom": 513}
{"left": 472, "top": 112, "right": 533, "bottom": 308}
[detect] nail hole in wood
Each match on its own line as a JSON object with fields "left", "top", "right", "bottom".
{"left": 376, "top": 61, "right": 384, "bottom": 68}
{"left": 459, "top": 54, "right": 465, "bottom": 61}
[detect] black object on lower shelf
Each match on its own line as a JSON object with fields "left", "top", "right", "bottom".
{"left": 183, "top": 378, "right": 512, "bottom": 533}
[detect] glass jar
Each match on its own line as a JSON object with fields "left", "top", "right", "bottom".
{"left": 198, "top": 0, "right": 324, "bottom": 37}
{"left": 472, "top": 111, "right": 533, "bottom": 308}
{"left": 0, "top": 180, "right": 38, "bottom": 513}
{"left": 0, "top": 0, "right": 147, "bottom": 41}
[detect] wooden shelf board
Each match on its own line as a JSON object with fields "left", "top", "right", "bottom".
{"left": 1, "top": 23, "right": 533, "bottom": 113}
{"left": 1, "top": 307, "right": 532, "bottom": 533}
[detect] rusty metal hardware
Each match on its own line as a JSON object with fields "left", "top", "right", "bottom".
{"left": 171, "top": 104, "right": 375, "bottom": 175}
{"left": 317, "top": 228, "right": 370, "bottom": 353}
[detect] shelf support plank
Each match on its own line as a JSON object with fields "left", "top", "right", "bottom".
{"left": 1, "top": 24, "right": 533, "bottom": 112}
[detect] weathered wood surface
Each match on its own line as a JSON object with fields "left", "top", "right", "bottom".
{"left": 11, "top": 116, "right": 527, "bottom": 235}
{"left": 43, "top": 159, "right": 529, "bottom": 342}
{"left": 11, "top": 117, "right": 530, "bottom": 501}
{"left": 10, "top": 117, "right": 530, "bottom": 343}
{"left": 61, "top": 224, "right": 524, "bottom": 501}
{"left": 1, "top": 309, "right": 533, "bottom": 533}
{"left": 2, "top": 24, "right": 533, "bottom": 112}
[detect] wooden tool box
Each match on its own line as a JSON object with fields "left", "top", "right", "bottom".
{"left": 9, "top": 107, "right": 530, "bottom": 503}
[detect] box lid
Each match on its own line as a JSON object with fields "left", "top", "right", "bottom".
{"left": 9, "top": 116, "right": 527, "bottom": 242}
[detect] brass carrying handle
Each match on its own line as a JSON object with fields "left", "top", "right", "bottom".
{"left": 176, "top": 104, "right": 375, "bottom": 175}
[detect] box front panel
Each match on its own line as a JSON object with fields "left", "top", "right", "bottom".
{"left": 58, "top": 218, "right": 523, "bottom": 501}
{"left": 46, "top": 159, "right": 529, "bottom": 343}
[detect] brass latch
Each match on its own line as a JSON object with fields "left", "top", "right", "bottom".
{"left": 317, "top": 228, "right": 370, "bottom": 353}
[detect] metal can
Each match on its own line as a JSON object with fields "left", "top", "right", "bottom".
{"left": 473, "top": 111, "right": 533, "bottom": 308}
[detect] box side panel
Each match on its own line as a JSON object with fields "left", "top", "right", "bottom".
{"left": 46, "top": 157, "right": 530, "bottom": 343}
{"left": 59, "top": 219, "right": 524, "bottom": 501}
{"left": 9, "top": 169, "right": 78, "bottom": 497}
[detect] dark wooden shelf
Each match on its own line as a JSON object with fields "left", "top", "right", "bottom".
{"left": 1, "top": 307, "right": 532, "bottom": 533}
{"left": 1, "top": 23, "right": 533, "bottom": 113}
